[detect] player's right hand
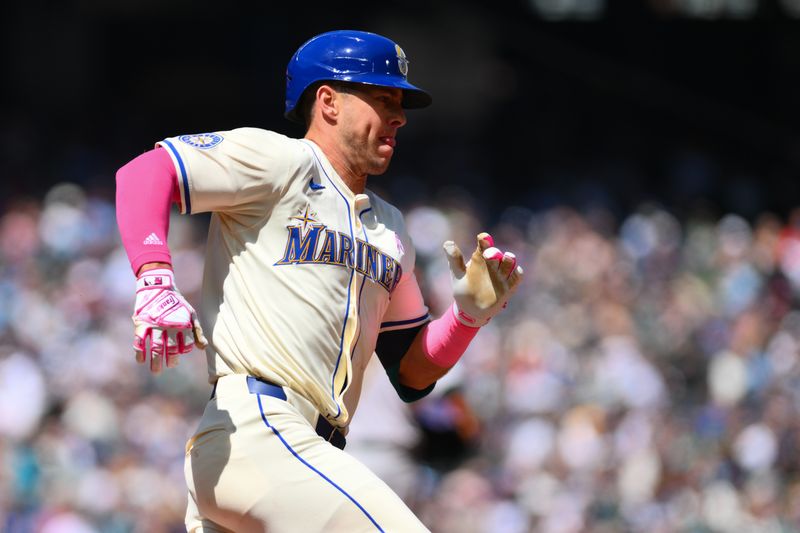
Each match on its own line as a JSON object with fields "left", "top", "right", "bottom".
{"left": 132, "top": 268, "right": 208, "bottom": 373}
{"left": 443, "top": 232, "right": 524, "bottom": 327}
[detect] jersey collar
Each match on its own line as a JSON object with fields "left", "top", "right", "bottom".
{"left": 299, "top": 139, "right": 355, "bottom": 200}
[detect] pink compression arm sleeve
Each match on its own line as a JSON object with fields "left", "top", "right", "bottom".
{"left": 420, "top": 303, "right": 480, "bottom": 368}
{"left": 115, "top": 147, "right": 179, "bottom": 274}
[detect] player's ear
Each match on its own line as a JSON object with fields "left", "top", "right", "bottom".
{"left": 316, "top": 84, "right": 340, "bottom": 122}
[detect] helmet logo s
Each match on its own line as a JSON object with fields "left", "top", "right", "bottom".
{"left": 395, "top": 44, "right": 408, "bottom": 77}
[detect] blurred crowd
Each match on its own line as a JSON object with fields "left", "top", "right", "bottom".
{"left": 3, "top": 182, "right": 800, "bottom": 532}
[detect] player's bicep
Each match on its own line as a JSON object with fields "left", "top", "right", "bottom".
{"left": 380, "top": 270, "right": 430, "bottom": 332}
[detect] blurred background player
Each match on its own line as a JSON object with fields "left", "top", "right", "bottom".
{"left": 115, "top": 30, "right": 522, "bottom": 532}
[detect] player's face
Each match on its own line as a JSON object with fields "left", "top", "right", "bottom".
{"left": 336, "top": 85, "right": 407, "bottom": 177}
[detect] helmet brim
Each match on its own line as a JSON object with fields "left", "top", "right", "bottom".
{"left": 285, "top": 77, "right": 432, "bottom": 124}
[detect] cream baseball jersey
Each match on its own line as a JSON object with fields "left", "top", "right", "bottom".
{"left": 156, "top": 128, "right": 430, "bottom": 427}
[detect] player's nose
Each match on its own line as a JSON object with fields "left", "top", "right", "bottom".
{"left": 390, "top": 107, "right": 407, "bottom": 129}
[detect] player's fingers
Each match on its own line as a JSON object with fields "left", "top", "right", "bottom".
{"left": 193, "top": 317, "right": 208, "bottom": 349}
{"left": 134, "top": 332, "right": 146, "bottom": 364}
{"left": 482, "top": 246, "right": 504, "bottom": 263}
{"left": 141, "top": 330, "right": 151, "bottom": 366}
{"left": 162, "top": 328, "right": 169, "bottom": 360}
{"left": 164, "top": 330, "right": 180, "bottom": 368}
{"left": 477, "top": 232, "right": 494, "bottom": 252}
{"left": 176, "top": 329, "right": 193, "bottom": 356}
{"left": 498, "top": 252, "right": 517, "bottom": 279}
{"left": 178, "top": 330, "right": 193, "bottom": 354}
{"left": 443, "top": 241, "right": 467, "bottom": 278}
{"left": 150, "top": 330, "right": 164, "bottom": 374}
{"left": 507, "top": 265, "right": 524, "bottom": 288}
{"left": 144, "top": 328, "right": 155, "bottom": 365}
{"left": 166, "top": 335, "right": 181, "bottom": 368}
{"left": 175, "top": 330, "right": 185, "bottom": 353}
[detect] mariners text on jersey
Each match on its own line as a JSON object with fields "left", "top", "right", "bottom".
{"left": 275, "top": 222, "right": 403, "bottom": 293}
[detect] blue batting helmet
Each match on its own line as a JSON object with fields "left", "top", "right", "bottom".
{"left": 285, "top": 30, "right": 432, "bottom": 123}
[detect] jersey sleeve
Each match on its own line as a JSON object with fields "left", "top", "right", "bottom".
{"left": 380, "top": 226, "right": 430, "bottom": 332}
{"left": 156, "top": 128, "right": 300, "bottom": 216}
{"left": 377, "top": 232, "right": 437, "bottom": 402}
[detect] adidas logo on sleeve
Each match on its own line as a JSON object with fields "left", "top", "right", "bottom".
{"left": 143, "top": 232, "right": 164, "bottom": 245}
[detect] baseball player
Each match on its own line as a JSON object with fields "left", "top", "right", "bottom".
{"left": 115, "top": 30, "right": 523, "bottom": 532}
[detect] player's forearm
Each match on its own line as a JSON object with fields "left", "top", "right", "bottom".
{"left": 139, "top": 262, "right": 173, "bottom": 273}
{"left": 397, "top": 304, "right": 479, "bottom": 390}
{"left": 115, "top": 148, "right": 180, "bottom": 275}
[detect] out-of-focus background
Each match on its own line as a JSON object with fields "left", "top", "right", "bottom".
{"left": 4, "top": 1, "right": 800, "bottom": 532}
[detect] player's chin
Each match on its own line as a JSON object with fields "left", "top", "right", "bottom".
{"left": 368, "top": 154, "right": 393, "bottom": 175}
{"left": 368, "top": 160, "right": 392, "bottom": 176}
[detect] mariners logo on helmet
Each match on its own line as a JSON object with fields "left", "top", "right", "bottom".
{"left": 395, "top": 44, "right": 408, "bottom": 77}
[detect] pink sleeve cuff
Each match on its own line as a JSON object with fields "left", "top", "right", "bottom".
{"left": 420, "top": 303, "right": 480, "bottom": 368}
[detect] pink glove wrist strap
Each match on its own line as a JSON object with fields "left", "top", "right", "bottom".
{"left": 421, "top": 303, "right": 480, "bottom": 368}
{"left": 136, "top": 268, "right": 175, "bottom": 291}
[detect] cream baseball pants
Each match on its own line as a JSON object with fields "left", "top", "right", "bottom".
{"left": 184, "top": 374, "right": 430, "bottom": 533}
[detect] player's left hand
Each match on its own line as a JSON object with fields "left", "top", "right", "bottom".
{"left": 443, "top": 232, "right": 523, "bottom": 327}
{"left": 132, "top": 268, "right": 208, "bottom": 373}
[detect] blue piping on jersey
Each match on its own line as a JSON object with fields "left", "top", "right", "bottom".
{"left": 346, "top": 217, "right": 372, "bottom": 394}
{"left": 255, "top": 394, "right": 384, "bottom": 532}
{"left": 302, "top": 140, "right": 355, "bottom": 419}
{"left": 345, "top": 275, "right": 369, "bottom": 396}
{"left": 161, "top": 139, "right": 191, "bottom": 214}
{"left": 334, "top": 269, "right": 355, "bottom": 401}
{"left": 380, "top": 313, "right": 431, "bottom": 329}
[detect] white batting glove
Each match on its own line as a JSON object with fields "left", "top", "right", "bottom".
{"left": 443, "top": 232, "right": 524, "bottom": 327}
{"left": 132, "top": 268, "right": 208, "bottom": 373}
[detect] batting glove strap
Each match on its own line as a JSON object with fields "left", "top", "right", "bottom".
{"left": 136, "top": 268, "right": 176, "bottom": 292}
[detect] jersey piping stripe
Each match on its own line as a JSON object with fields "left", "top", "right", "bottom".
{"left": 302, "top": 140, "right": 354, "bottom": 419}
{"left": 347, "top": 218, "right": 372, "bottom": 393}
{"left": 160, "top": 139, "right": 192, "bottom": 215}
{"left": 255, "top": 394, "right": 385, "bottom": 532}
{"left": 335, "top": 269, "right": 355, "bottom": 401}
{"left": 380, "top": 313, "right": 431, "bottom": 329}
{"left": 347, "top": 274, "right": 368, "bottom": 396}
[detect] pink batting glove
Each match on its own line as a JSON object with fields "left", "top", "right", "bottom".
{"left": 443, "top": 232, "right": 524, "bottom": 327}
{"left": 132, "top": 268, "right": 208, "bottom": 373}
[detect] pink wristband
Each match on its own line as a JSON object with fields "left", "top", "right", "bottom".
{"left": 116, "top": 148, "right": 179, "bottom": 274}
{"left": 421, "top": 303, "right": 480, "bottom": 368}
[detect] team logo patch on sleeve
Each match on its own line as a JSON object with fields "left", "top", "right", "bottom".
{"left": 179, "top": 133, "right": 223, "bottom": 149}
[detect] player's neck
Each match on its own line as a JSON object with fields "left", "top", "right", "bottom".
{"left": 304, "top": 133, "right": 367, "bottom": 194}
